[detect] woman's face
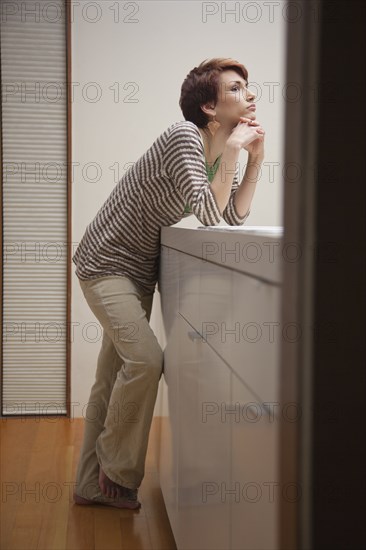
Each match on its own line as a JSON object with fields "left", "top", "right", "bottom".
{"left": 212, "top": 69, "right": 257, "bottom": 127}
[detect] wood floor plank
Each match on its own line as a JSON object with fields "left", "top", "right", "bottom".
{"left": 66, "top": 505, "right": 96, "bottom": 550}
{"left": 138, "top": 471, "right": 169, "bottom": 518}
{"left": 36, "top": 443, "right": 73, "bottom": 550}
{"left": 120, "top": 515, "right": 152, "bottom": 550}
{"left": 1, "top": 418, "right": 41, "bottom": 546}
{"left": 6, "top": 509, "right": 43, "bottom": 550}
{"left": 1, "top": 416, "right": 177, "bottom": 550}
{"left": 146, "top": 511, "right": 177, "bottom": 550}
{"left": 94, "top": 507, "right": 124, "bottom": 550}
{"left": 144, "top": 417, "right": 161, "bottom": 474}
{"left": 6, "top": 418, "right": 51, "bottom": 550}
{"left": 138, "top": 470, "right": 177, "bottom": 550}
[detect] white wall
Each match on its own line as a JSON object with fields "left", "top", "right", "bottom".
{"left": 71, "top": 0, "right": 286, "bottom": 417}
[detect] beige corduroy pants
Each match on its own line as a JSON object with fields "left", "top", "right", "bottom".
{"left": 74, "top": 275, "right": 163, "bottom": 501}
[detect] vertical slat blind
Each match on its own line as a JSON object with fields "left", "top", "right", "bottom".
{"left": 1, "top": 0, "right": 67, "bottom": 414}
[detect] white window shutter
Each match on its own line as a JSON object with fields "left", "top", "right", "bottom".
{"left": 1, "top": 0, "right": 68, "bottom": 415}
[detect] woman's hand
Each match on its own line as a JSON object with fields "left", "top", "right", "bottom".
{"left": 227, "top": 117, "right": 265, "bottom": 160}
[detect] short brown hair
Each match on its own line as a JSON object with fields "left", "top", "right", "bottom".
{"left": 179, "top": 58, "right": 249, "bottom": 128}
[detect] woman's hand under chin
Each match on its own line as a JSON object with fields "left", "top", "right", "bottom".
{"left": 244, "top": 134, "right": 265, "bottom": 160}
{"left": 240, "top": 116, "right": 265, "bottom": 160}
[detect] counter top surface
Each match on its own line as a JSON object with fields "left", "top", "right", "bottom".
{"left": 196, "top": 224, "right": 284, "bottom": 236}
{"left": 160, "top": 225, "right": 284, "bottom": 284}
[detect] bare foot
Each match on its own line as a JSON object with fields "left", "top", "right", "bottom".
{"left": 98, "top": 466, "right": 136, "bottom": 501}
{"left": 99, "top": 466, "right": 123, "bottom": 498}
{"left": 73, "top": 492, "right": 141, "bottom": 510}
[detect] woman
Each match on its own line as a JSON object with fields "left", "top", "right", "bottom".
{"left": 72, "top": 57, "right": 265, "bottom": 509}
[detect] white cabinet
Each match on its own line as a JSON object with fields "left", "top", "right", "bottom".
{"left": 228, "top": 270, "right": 281, "bottom": 406}
{"left": 231, "top": 377, "right": 279, "bottom": 550}
{"left": 176, "top": 314, "right": 231, "bottom": 550}
{"left": 158, "top": 309, "right": 232, "bottom": 550}
{"left": 158, "top": 246, "right": 180, "bottom": 533}
{"left": 177, "top": 253, "right": 281, "bottom": 407}
{"left": 158, "top": 238, "right": 281, "bottom": 550}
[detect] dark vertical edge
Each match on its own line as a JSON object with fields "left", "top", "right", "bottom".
{"left": 297, "top": 2, "right": 321, "bottom": 548}
{"left": 279, "top": 3, "right": 303, "bottom": 546}
{"left": 312, "top": 1, "right": 366, "bottom": 548}
{"left": 280, "top": 1, "right": 321, "bottom": 548}
{"left": 65, "top": 0, "right": 72, "bottom": 418}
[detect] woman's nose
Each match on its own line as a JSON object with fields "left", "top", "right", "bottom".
{"left": 247, "top": 89, "right": 256, "bottom": 101}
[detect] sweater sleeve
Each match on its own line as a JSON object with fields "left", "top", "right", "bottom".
{"left": 221, "top": 166, "right": 251, "bottom": 226}
{"left": 163, "top": 122, "right": 222, "bottom": 226}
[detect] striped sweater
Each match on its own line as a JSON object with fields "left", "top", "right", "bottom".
{"left": 72, "top": 120, "right": 250, "bottom": 294}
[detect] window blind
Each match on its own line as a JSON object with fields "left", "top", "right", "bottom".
{"left": 1, "top": 0, "right": 68, "bottom": 415}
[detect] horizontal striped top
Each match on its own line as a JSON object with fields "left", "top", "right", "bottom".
{"left": 183, "top": 153, "right": 222, "bottom": 213}
{"left": 72, "top": 120, "right": 250, "bottom": 295}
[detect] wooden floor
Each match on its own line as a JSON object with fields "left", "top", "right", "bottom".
{"left": 0, "top": 416, "right": 177, "bottom": 550}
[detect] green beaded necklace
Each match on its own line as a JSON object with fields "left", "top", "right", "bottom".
{"left": 183, "top": 154, "right": 222, "bottom": 214}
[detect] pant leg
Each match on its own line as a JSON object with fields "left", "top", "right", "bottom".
{"left": 74, "top": 275, "right": 161, "bottom": 500}
{"left": 74, "top": 329, "right": 123, "bottom": 500}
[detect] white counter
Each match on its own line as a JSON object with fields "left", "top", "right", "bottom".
{"left": 157, "top": 226, "right": 284, "bottom": 550}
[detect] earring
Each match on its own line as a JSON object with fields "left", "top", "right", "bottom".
{"left": 207, "top": 114, "right": 218, "bottom": 136}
